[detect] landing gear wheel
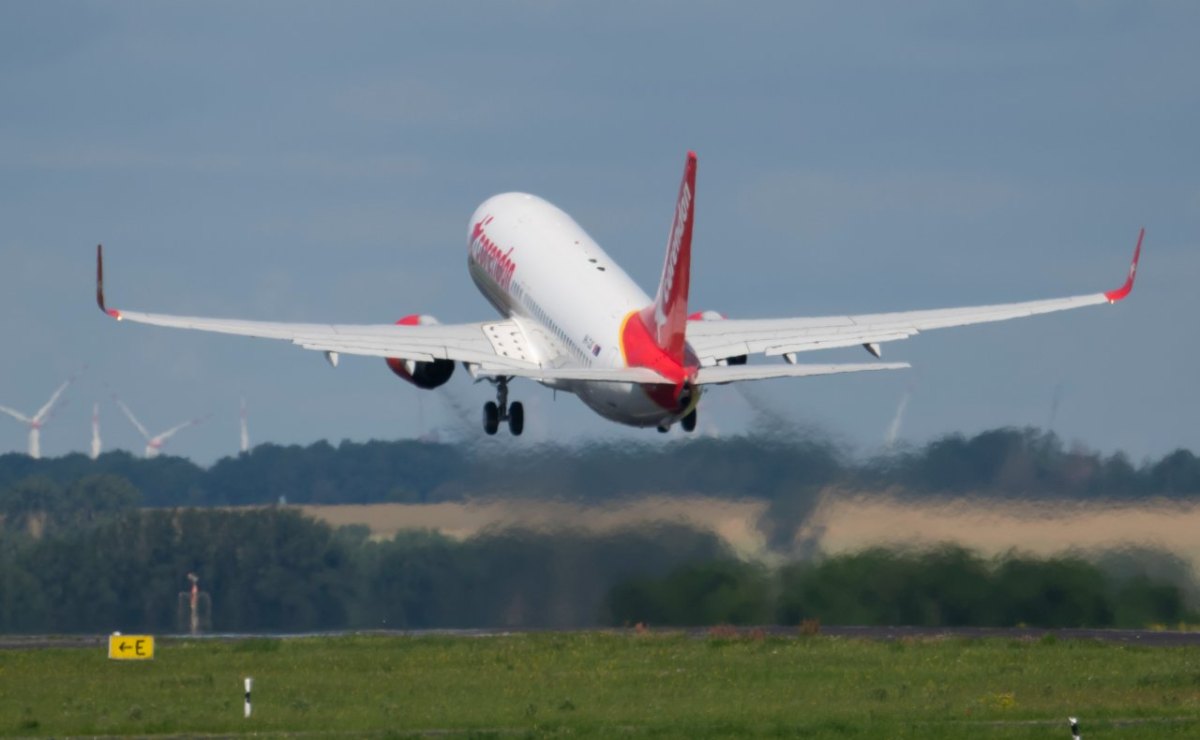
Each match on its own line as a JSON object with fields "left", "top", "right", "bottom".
{"left": 483, "top": 401, "right": 500, "bottom": 435}
{"left": 657, "top": 425, "right": 670, "bottom": 434}
{"left": 681, "top": 409, "right": 697, "bottom": 433}
{"left": 508, "top": 401, "right": 524, "bottom": 436}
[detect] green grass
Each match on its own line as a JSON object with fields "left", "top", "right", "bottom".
{"left": 2, "top": 632, "right": 1199, "bottom": 737}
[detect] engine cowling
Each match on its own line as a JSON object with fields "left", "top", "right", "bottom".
{"left": 385, "top": 315, "right": 455, "bottom": 389}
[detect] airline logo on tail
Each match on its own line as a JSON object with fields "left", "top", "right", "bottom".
{"left": 648, "top": 151, "right": 697, "bottom": 363}
{"left": 655, "top": 181, "right": 692, "bottom": 330}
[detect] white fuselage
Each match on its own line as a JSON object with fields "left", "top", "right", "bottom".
{"left": 466, "top": 193, "right": 695, "bottom": 427}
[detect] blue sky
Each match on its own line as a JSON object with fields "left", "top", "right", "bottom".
{"left": 1, "top": 1, "right": 1197, "bottom": 463}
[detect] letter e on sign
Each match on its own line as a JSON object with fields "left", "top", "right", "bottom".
{"left": 108, "top": 634, "right": 155, "bottom": 660}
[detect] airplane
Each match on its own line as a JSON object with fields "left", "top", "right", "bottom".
{"left": 95, "top": 152, "right": 1142, "bottom": 436}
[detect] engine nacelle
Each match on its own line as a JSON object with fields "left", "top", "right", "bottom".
{"left": 385, "top": 315, "right": 455, "bottom": 390}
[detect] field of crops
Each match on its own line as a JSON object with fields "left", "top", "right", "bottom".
{"left": 2, "top": 632, "right": 1199, "bottom": 737}
{"left": 301, "top": 496, "right": 1200, "bottom": 571}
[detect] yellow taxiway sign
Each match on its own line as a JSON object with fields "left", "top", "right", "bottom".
{"left": 108, "top": 634, "right": 155, "bottom": 660}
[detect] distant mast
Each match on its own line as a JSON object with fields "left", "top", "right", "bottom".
{"left": 240, "top": 397, "right": 250, "bottom": 454}
{"left": 91, "top": 402, "right": 102, "bottom": 460}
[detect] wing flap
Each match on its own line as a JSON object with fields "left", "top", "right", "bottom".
{"left": 694, "top": 362, "right": 909, "bottom": 385}
{"left": 690, "top": 295, "right": 1107, "bottom": 361}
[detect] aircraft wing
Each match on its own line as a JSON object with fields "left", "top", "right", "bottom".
{"left": 686, "top": 230, "right": 1143, "bottom": 365}
{"left": 96, "top": 246, "right": 539, "bottom": 372}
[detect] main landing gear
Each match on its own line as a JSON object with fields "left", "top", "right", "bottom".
{"left": 657, "top": 409, "right": 698, "bottom": 434}
{"left": 483, "top": 377, "right": 523, "bottom": 436}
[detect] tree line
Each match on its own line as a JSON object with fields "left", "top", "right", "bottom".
{"left": 0, "top": 475, "right": 726, "bottom": 632}
{"left": 610, "top": 546, "right": 1198, "bottom": 629}
{"left": 1, "top": 427, "right": 1198, "bottom": 508}
{"left": 1, "top": 475, "right": 1194, "bottom": 633}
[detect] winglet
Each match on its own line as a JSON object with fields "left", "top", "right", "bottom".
{"left": 96, "top": 245, "right": 122, "bottom": 320}
{"left": 1103, "top": 228, "right": 1143, "bottom": 304}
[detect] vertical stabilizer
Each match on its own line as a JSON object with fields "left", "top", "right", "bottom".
{"left": 643, "top": 151, "right": 697, "bottom": 364}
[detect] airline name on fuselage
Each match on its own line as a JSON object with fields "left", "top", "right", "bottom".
{"left": 470, "top": 216, "right": 517, "bottom": 292}
{"left": 655, "top": 182, "right": 692, "bottom": 330}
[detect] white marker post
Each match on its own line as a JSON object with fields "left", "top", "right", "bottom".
{"left": 244, "top": 677, "right": 253, "bottom": 718}
{"left": 1069, "top": 716, "right": 1081, "bottom": 739}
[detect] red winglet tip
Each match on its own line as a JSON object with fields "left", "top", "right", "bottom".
{"left": 96, "top": 244, "right": 107, "bottom": 313}
{"left": 1103, "top": 228, "right": 1143, "bottom": 304}
{"left": 96, "top": 244, "right": 121, "bottom": 319}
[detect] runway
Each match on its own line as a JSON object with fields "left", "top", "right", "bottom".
{"left": 4, "top": 625, "right": 1200, "bottom": 649}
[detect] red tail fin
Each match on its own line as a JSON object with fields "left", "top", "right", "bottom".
{"left": 642, "top": 151, "right": 697, "bottom": 364}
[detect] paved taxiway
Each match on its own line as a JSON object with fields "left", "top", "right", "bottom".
{"left": 4, "top": 626, "right": 1200, "bottom": 650}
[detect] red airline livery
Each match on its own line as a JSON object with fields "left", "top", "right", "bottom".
{"left": 96, "top": 152, "right": 1142, "bottom": 435}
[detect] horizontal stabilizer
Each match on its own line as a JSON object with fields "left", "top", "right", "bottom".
{"left": 474, "top": 365, "right": 670, "bottom": 384}
{"left": 693, "top": 362, "right": 909, "bottom": 385}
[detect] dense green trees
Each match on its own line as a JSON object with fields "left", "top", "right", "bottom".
{"left": 609, "top": 546, "right": 1197, "bottom": 629}
{"left": 1, "top": 426, "right": 1198, "bottom": 633}
{"left": 860, "top": 429, "right": 1200, "bottom": 498}
{"left": 608, "top": 560, "right": 773, "bottom": 626}
{"left": 609, "top": 542, "right": 1200, "bottom": 628}
{"left": 3, "top": 427, "right": 1198, "bottom": 508}
{"left": 0, "top": 482, "right": 1194, "bottom": 633}
{"left": 0, "top": 476, "right": 730, "bottom": 632}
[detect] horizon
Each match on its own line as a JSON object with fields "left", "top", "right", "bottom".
{"left": 2, "top": 423, "right": 1192, "bottom": 473}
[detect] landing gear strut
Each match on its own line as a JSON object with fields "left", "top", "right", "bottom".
{"left": 482, "top": 377, "right": 523, "bottom": 436}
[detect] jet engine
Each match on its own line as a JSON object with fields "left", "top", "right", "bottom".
{"left": 385, "top": 315, "right": 455, "bottom": 389}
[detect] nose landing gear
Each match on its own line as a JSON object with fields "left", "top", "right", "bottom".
{"left": 482, "top": 377, "right": 524, "bottom": 436}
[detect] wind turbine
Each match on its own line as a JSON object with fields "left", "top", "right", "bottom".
{"left": 239, "top": 397, "right": 250, "bottom": 454}
{"left": 0, "top": 377, "right": 74, "bottom": 459}
{"left": 115, "top": 398, "right": 208, "bottom": 459}
{"left": 90, "top": 403, "right": 102, "bottom": 460}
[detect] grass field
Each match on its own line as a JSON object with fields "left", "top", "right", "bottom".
{"left": 3, "top": 632, "right": 1200, "bottom": 738}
